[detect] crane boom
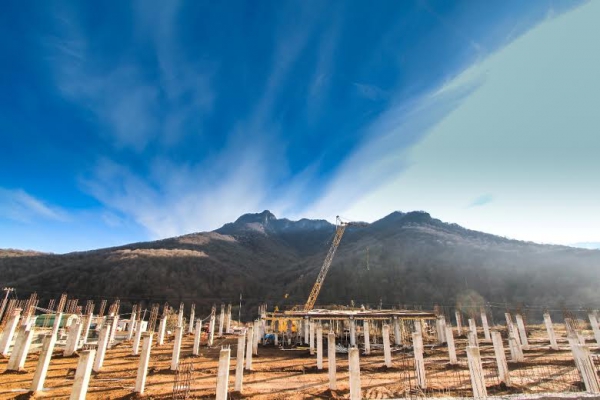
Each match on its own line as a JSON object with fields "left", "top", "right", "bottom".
{"left": 303, "top": 216, "right": 350, "bottom": 311}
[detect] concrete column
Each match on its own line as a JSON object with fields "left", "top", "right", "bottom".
{"left": 31, "top": 333, "right": 57, "bottom": 392}
{"left": 226, "top": 304, "right": 232, "bottom": 334}
{"left": 134, "top": 332, "right": 154, "bottom": 394}
{"left": 316, "top": 323, "right": 323, "bottom": 369}
{"left": 363, "top": 320, "right": 371, "bottom": 355}
{"left": 235, "top": 332, "right": 245, "bottom": 392}
{"left": 245, "top": 326, "right": 253, "bottom": 370}
{"left": 543, "top": 313, "right": 559, "bottom": 350}
{"left": 93, "top": 326, "right": 110, "bottom": 372}
{"left": 468, "top": 331, "right": 478, "bottom": 347}
{"left": 349, "top": 318, "right": 356, "bottom": 347}
{"left": 170, "top": 326, "right": 183, "bottom": 371}
{"left": 64, "top": 321, "right": 83, "bottom": 356}
{"left": 274, "top": 332, "right": 278, "bottom": 346}
{"left": 157, "top": 315, "right": 167, "bottom": 345}
{"left": 393, "top": 317, "right": 402, "bottom": 345}
{"left": 446, "top": 325, "right": 457, "bottom": 364}
{"left": 508, "top": 334, "right": 524, "bottom": 362}
{"left": 0, "top": 308, "right": 21, "bottom": 356}
{"left": 468, "top": 318, "right": 479, "bottom": 346}
{"left": 455, "top": 311, "right": 463, "bottom": 336}
{"left": 413, "top": 332, "right": 427, "bottom": 389}
{"left": 304, "top": 317, "right": 309, "bottom": 344}
{"left": 588, "top": 313, "right": 600, "bottom": 346}
{"left": 570, "top": 341, "right": 600, "bottom": 394}
{"left": 81, "top": 312, "right": 93, "bottom": 344}
{"left": 218, "top": 304, "right": 225, "bottom": 337}
{"left": 193, "top": 319, "right": 202, "bottom": 355}
{"left": 491, "top": 331, "right": 511, "bottom": 386}
{"left": 481, "top": 312, "right": 491, "bottom": 341}
{"left": 253, "top": 320, "right": 260, "bottom": 355}
{"left": 108, "top": 315, "right": 119, "bottom": 346}
{"left": 127, "top": 310, "right": 137, "bottom": 340}
{"left": 177, "top": 306, "right": 184, "bottom": 328}
{"left": 383, "top": 324, "right": 392, "bottom": 368}
{"left": 69, "top": 349, "right": 96, "bottom": 400}
{"left": 188, "top": 307, "right": 195, "bottom": 335}
{"left": 209, "top": 314, "right": 216, "bottom": 346}
{"left": 309, "top": 320, "right": 315, "bottom": 355}
{"left": 7, "top": 326, "right": 34, "bottom": 371}
{"left": 132, "top": 323, "right": 146, "bottom": 355}
{"left": 466, "top": 346, "right": 488, "bottom": 399}
{"left": 348, "top": 347, "right": 361, "bottom": 400}
{"left": 328, "top": 331, "right": 337, "bottom": 390}
{"left": 216, "top": 347, "right": 231, "bottom": 400}
{"left": 515, "top": 314, "right": 529, "bottom": 349}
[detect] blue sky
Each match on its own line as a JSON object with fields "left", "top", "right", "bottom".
{"left": 1, "top": 0, "right": 597, "bottom": 253}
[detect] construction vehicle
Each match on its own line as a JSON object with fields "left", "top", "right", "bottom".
{"left": 303, "top": 216, "right": 367, "bottom": 311}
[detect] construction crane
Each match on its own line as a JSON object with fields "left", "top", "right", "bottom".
{"left": 303, "top": 216, "right": 367, "bottom": 311}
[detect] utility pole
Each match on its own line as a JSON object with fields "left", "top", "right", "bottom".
{"left": 0, "top": 287, "right": 14, "bottom": 322}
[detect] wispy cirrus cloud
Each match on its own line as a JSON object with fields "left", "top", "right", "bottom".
{"left": 0, "top": 187, "right": 68, "bottom": 223}
{"left": 467, "top": 194, "right": 494, "bottom": 208}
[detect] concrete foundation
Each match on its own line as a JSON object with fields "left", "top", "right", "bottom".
{"left": 328, "top": 331, "right": 337, "bottom": 390}
{"left": 69, "top": 349, "right": 96, "bottom": 400}
{"left": 348, "top": 347, "right": 361, "bottom": 400}
{"left": 235, "top": 332, "right": 245, "bottom": 392}
{"left": 216, "top": 347, "right": 231, "bottom": 400}
{"left": 491, "top": 330, "right": 511, "bottom": 386}
{"left": 170, "top": 326, "right": 183, "bottom": 371}
{"left": 543, "top": 312, "right": 559, "bottom": 350}
{"left": 134, "top": 332, "right": 154, "bottom": 394}
{"left": 466, "top": 346, "right": 488, "bottom": 399}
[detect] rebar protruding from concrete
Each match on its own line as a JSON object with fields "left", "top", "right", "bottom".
{"left": 216, "top": 347, "right": 231, "bottom": 400}
{"left": 171, "top": 325, "right": 183, "bottom": 371}
{"left": 93, "top": 325, "right": 110, "bottom": 372}
{"left": 235, "top": 332, "right": 245, "bottom": 392}
{"left": 543, "top": 312, "right": 559, "bottom": 350}
{"left": 328, "top": 331, "right": 337, "bottom": 390}
{"left": 413, "top": 332, "right": 427, "bottom": 389}
{"left": 491, "top": 330, "right": 511, "bottom": 386}
{"left": 7, "top": 326, "right": 34, "bottom": 371}
{"left": 70, "top": 349, "right": 96, "bottom": 400}
{"left": 466, "top": 346, "right": 488, "bottom": 399}
{"left": 363, "top": 320, "right": 371, "bottom": 355}
{"left": 348, "top": 347, "right": 361, "bottom": 400}
{"left": 245, "top": 325, "right": 254, "bottom": 370}
{"left": 446, "top": 325, "right": 457, "bottom": 365}
{"left": 134, "top": 332, "right": 154, "bottom": 394}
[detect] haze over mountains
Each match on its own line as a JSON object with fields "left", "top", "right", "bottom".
{"left": 1, "top": 210, "right": 599, "bottom": 320}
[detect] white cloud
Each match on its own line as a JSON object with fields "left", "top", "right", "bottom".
{"left": 0, "top": 188, "right": 68, "bottom": 223}
{"left": 307, "top": 1, "right": 600, "bottom": 244}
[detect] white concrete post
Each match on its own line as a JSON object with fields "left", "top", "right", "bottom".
{"left": 170, "top": 326, "right": 183, "bottom": 371}
{"left": 7, "top": 326, "right": 34, "bottom": 371}
{"left": 348, "top": 347, "right": 361, "bottom": 400}
{"left": 157, "top": 315, "right": 167, "bottom": 345}
{"left": 570, "top": 341, "right": 600, "bottom": 393}
{"left": 316, "top": 323, "right": 324, "bottom": 369}
{"left": 93, "top": 325, "right": 110, "bottom": 372}
{"left": 350, "top": 318, "right": 356, "bottom": 347}
{"left": 383, "top": 324, "right": 392, "bottom": 368}
{"left": 235, "top": 332, "right": 245, "bottom": 392}
{"left": 226, "top": 304, "right": 232, "bottom": 334}
{"left": 0, "top": 308, "right": 21, "bottom": 356}
{"left": 455, "top": 311, "right": 463, "bottom": 336}
{"left": 515, "top": 314, "right": 529, "bottom": 349}
{"left": 304, "top": 317, "right": 309, "bottom": 344}
{"left": 31, "top": 333, "right": 57, "bottom": 392}
{"left": 363, "top": 320, "right": 371, "bottom": 355}
{"left": 132, "top": 323, "right": 146, "bottom": 355}
{"left": 543, "top": 313, "right": 559, "bottom": 350}
{"left": 69, "top": 349, "right": 96, "bottom": 400}
{"left": 209, "top": 313, "right": 216, "bottom": 346}
{"left": 81, "top": 312, "right": 93, "bottom": 344}
{"left": 218, "top": 304, "right": 225, "bottom": 337}
{"left": 446, "top": 325, "right": 457, "bottom": 365}
{"left": 253, "top": 320, "right": 260, "bottom": 355}
{"left": 64, "top": 321, "right": 83, "bottom": 356}
{"left": 177, "top": 306, "right": 184, "bottom": 328}
{"left": 245, "top": 326, "right": 253, "bottom": 370}
{"left": 188, "top": 308, "right": 195, "bottom": 335}
{"left": 134, "top": 332, "right": 154, "bottom": 394}
{"left": 393, "top": 316, "right": 402, "bottom": 345}
{"left": 466, "top": 346, "right": 488, "bottom": 399}
{"left": 588, "top": 313, "right": 600, "bottom": 346}
{"left": 328, "top": 331, "right": 337, "bottom": 390}
{"left": 216, "top": 347, "right": 231, "bottom": 400}
{"left": 481, "top": 312, "right": 491, "bottom": 341}
{"left": 193, "top": 319, "right": 202, "bottom": 355}
{"left": 413, "top": 332, "right": 427, "bottom": 389}
{"left": 108, "top": 315, "right": 119, "bottom": 346}
{"left": 508, "top": 334, "right": 524, "bottom": 362}
{"left": 127, "top": 310, "right": 137, "bottom": 341}
{"left": 309, "top": 320, "right": 315, "bottom": 355}
{"left": 491, "top": 331, "right": 511, "bottom": 386}
{"left": 468, "top": 318, "right": 479, "bottom": 346}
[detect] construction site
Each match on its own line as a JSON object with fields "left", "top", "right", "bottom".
{"left": 0, "top": 218, "right": 599, "bottom": 399}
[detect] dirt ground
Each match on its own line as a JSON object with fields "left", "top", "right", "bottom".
{"left": 0, "top": 323, "right": 598, "bottom": 399}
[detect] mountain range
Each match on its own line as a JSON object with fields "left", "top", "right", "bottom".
{"left": 1, "top": 210, "right": 599, "bottom": 321}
